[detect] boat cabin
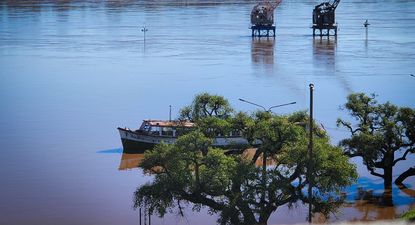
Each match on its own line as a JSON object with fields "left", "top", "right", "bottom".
{"left": 138, "top": 120, "right": 195, "bottom": 137}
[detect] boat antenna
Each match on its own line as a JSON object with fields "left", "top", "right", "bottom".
{"left": 169, "top": 105, "right": 172, "bottom": 122}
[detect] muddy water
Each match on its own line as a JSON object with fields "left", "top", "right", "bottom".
{"left": 1, "top": 0, "right": 414, "bottom": 224}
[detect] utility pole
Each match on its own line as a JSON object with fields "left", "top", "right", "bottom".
{"left": 308, "top": 83, "right": 314, "bottom": 223}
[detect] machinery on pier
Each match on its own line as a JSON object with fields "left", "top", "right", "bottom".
{"left": 250, "top": 0, "right": 281, "bottom": 37}
{"left": 251, "top": 1, "right": 281, "bottom": 26}
{"left": 313, "top": 0, "right": 340, "bottom": 27}
{"left": 312, "top": 0, "right": 340, "bottom": 36}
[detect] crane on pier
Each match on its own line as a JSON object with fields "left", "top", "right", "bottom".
{"left": 250, "top": 0, "right": 282, "bottom": 37}
{"left": 312, "top": 0, "right": 340, "bottom": 37}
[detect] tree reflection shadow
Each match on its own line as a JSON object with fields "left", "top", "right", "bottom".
{"left": 346, "top": 187, "right": 397, "bottom": 221}
{"left": 343, "top": 183, "right": 415, "bottom": 221}
{"left": 397, "top": 183, "right": 415, "bottom": 198}
{"left": 355, "top": 187, "right": 393, "bottom": 206}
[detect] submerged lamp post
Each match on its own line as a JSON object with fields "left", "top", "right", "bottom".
{"left": 238, "top": 98, "right": 296, "bottom": 112}
{"left": 364, "top": 20, "right": 370, "bottom": 40}
{"left": 308, "top": 83, "right": 314, "bottom": 223}
{"left": 141, "top": 26, "right": 148, "bottom": 42}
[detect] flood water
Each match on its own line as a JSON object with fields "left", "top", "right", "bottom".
{"left": 1, "top": 0, "right": 415, "bottom": 224}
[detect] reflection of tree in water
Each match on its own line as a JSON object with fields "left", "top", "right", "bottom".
{"left": 251, "top": 37, "right": 275, "bottom": 67}
{"left": 346, "top": 187, "right": 397, "bottom": 221}
{"left": 342, "top": 181, "right": 415, "bottom": 221}
{"left": 398, "top": 183, "right": 415, "bottom": 198}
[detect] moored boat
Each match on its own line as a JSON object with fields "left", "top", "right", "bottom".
{"left": 118, "top": 120, "right": 253, "bottom": 153}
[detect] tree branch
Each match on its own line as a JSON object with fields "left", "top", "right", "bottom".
{"left": 337, "top": 120, "right": 361, "bottom": 135}
{"left": 365, "top": 162, "right": 384, "bottom": 178}
{"left": 393, "top": 148, "right": 415, "bottom": 166}
{"left": 181, "top": 191, "right": 225, "bottom": 212}
{"left": 344, "top": 151, "right": 363, "bottom": 158}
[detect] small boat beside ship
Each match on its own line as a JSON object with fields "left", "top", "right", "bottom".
{"left": 118, "top": 120, "right": 253, "bottom": 153}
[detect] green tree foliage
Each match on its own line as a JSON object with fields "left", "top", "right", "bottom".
{"left": 337, "top": 93, "right": 415, "bottom": 200}
{"left": 401, "top": 208, "right": 415, "bottom": 221}
{"left": 135, "top": 110, "right": 357, "bottom": 224}
{"left": 179, "top": 93, "right": 233, "bottom": 121}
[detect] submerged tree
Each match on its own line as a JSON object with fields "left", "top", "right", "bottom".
{"left": 337, "top": 93, "right": 415, "bottom": 205}
{"left": 135, "top": 109, "right": 357, "bottom": 224}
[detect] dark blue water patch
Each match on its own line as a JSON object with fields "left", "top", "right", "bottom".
{"left": 96, "top": 148, "right": 123, "bottom": 154}
{"left": 344, "top": 177, "right": 415, "bottom": 206}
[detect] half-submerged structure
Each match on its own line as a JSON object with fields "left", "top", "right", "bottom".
{"left": 312, "top": 0, "right": 340, "bottom": 37}
{"left": 250, "top": 0, "right": 281, "bottom": 37}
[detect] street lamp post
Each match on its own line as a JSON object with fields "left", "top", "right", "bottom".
{"left": 238, "top": 98, "right": 296, "bottom": 112}
{"left": 308, "top": 83, "right": 314, "bottom": 223}
{"left": 239, "top": 97, "right": 296, "bottom": 211}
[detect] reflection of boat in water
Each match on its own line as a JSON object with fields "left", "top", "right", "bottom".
{"left": 118, "top": 148, "right": 269, "bottom": 170}
{"left": 118, "top": 153, "right": 144, "bottom": 170}
{"left": 118, "top": 120, "right": 255, "bottom": 153}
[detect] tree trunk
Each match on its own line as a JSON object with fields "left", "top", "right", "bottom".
{"left": 382, "top": 165, "right": 393, "bottom": 206}
{"left": 384, "top": 165, "right": 393, "bottom": 190}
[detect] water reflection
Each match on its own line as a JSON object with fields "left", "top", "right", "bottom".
{"left": 251, "top": 37, "right": 275, "bottom": 69}
{"left": 347, "top": 201, "right": 398, "bottom": 221}
{"left": 118, "top": 148, "right": 267, "bottom": 170}
{"left": 335, "top": 177, "right": 415, "bottom": 222}
{"left": 312, "top": 38, "right": 352, "bottom": 92}
{"left": 343, "top": 187, "right": 399, "bottom": 221}
{"left": 397, "top": 184, "right": 415, "bottom": 198}
{"left": 119, "top": 153, "right": 143, "bottom": 170}
{"left": 312, "top": 38, "right": 336, "bottom": 69}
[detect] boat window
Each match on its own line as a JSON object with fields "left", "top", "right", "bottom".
{"left": 161, "top": 127, "right": 173, "bottom": 136}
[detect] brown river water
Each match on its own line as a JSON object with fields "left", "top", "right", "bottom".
{"left": 1, "top": 0, "right": 414, "bottom": 224}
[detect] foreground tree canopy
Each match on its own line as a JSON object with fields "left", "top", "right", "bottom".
{"left": 179, "top": 92, "right": 233, "bottom": 121}
{"left": 337, "top": 93, "right": 415, "bottom": 196}
{"left": 134, "top": 93, "right": 357, "bottom": 225}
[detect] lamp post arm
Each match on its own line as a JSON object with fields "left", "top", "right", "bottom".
{"left": 267, "top": 102, "right": 296, "bottom": 111}
{"left": 238, "top": 98, "right": 267, "bottom": 111}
